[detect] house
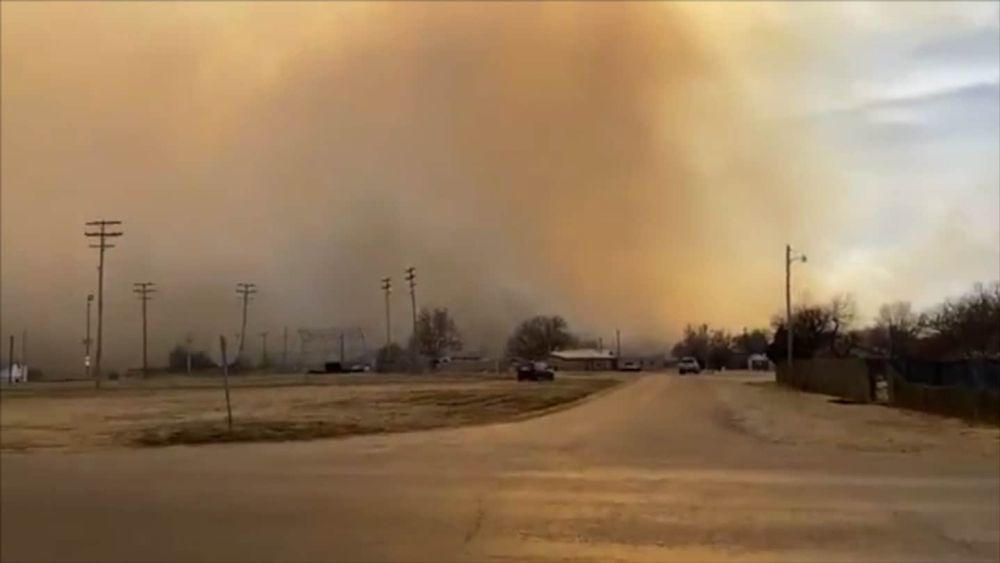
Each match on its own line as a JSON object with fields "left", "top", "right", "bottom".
{"left": 548, "top": 349, "right": 616, "bottom": 371}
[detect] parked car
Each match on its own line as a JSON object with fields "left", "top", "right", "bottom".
{"left": 517, "top": 361, "right": 555, "bottom": 382}
{"left": 619, "top": 360, "right": 642, "bottom": 372}
{"left": 677, "top": 357, "right": 701, "bottom": 375}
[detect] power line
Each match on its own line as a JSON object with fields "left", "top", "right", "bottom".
{"left": 133, "top": 282, "right": 156, "bottom": 377}
{"left": 85, "top": 220, "right": 123, "bottom": 389}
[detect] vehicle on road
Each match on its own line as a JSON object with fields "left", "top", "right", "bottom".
{"left": 517, "top": 361, "right": 555, "bottom": 382}
{"left": 618, "top": 360, "right": 642, "bottom": 372}
{"left": 677, "top": 357, "right": 701, "bottom": 375}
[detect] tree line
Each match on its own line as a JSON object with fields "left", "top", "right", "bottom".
{"left": 766, "top": 281, "right": 999, "bottom": 362}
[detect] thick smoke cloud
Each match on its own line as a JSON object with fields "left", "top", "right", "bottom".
{"left": 1, "top": 3, "right": 834, "bottom": 374}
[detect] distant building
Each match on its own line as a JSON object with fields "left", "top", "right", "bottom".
{"left": 0, "top": 362, "right": 28, "bottom": 384}
{"left": 548, "top": 349, "right": 616, "bottom": 371}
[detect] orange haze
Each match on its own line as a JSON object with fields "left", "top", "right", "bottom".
{"left": 1, "top": 2, "right": 837, "bottom": 373}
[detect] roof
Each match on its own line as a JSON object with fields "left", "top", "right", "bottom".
{"left": 549, "top": 349, "right": 616, "bottom": 361}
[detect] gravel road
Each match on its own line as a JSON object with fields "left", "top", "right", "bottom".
{"left": 2, "top": 373, "right": 997, "bottom": 562}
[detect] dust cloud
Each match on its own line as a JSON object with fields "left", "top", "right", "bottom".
{"left": 1, "top": 2, "right": 837, "bottom": 374}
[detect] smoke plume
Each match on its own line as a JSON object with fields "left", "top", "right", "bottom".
{"left": 1, "top": 2, "right": 835, "bottom": 373}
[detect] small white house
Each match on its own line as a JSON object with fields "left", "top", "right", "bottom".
{"left": 0, "top": 362, "right": 29, "bottom": 384}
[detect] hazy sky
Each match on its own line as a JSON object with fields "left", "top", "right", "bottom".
{"left": 1, "top": 2, "right": 997, "bottom": 375}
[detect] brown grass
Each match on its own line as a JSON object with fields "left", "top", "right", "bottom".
{"left": 0, "top": 373, "right": 621, "bottom": 451}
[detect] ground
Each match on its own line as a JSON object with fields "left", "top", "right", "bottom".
{"left": 2, "top": 371, "right": 998, "bottom": 562}
{"left": 0, "top": 372, "right": 619, "bottom": 450}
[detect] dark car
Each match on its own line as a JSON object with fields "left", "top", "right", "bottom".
{"left": 517, "top": 361, "right": 555, "bottom": 382}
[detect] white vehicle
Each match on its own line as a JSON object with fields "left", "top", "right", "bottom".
{"left": 677, "top": 357, "right": 701, "bottom": 375}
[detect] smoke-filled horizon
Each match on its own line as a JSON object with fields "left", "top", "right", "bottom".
{"left": 6, "top": 2, "right": 987, "bottom": 375}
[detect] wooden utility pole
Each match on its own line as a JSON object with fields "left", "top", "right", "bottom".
{"left": 84, "top": 294, "right": 94, "bottom": 379}
{"left": 381, "top": 277, "right": 392, "bottom": 348}
{"left": 133, "top": 282, "right": 156, "bottom": 377}
{"left": 219, "top": 335, "right": 233, "bottom": 433}
{"left": 235, "top": 283, "right": 256, "bottom": 358}
{"left": 616, "top": 329, "right": 621, "bottom": 359}
{"left": 185, "top": 334, "right": 193, "bottom": 375}
{"left": 785, "top": 244, "right": 807, "bottom": 379}
{"left": 282, "top": 326, "right": 289, "bottom": 368}
{"left": 405, "top": 267, "right": 417, "bottom": 372}
{"left": 85, "top": 220, "right": 123, "bottom": 389}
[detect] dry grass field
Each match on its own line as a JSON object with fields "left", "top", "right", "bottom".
{"left": 0, "top": 372, "right": 622, "bottom": 451}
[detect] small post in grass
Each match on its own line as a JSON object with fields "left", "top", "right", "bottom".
{"left": 219, "top": 335, "right": 234, "bottom": 433}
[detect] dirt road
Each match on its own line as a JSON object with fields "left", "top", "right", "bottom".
{"left": 2, "top": 374, "right": 998, "bottom": 562}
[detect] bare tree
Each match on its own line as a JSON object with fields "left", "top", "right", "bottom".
{"left": 506, "top": 316, "right": 576, "bottom": 360}
{"left": 768, "top": 294, "right": 859, "bottom": 360}
{"left": 874, "top": 301, "right": 921, "bottom": 356}
{"left": 922, "top": 281, "right": 1000, "bottom": 358}
{"left": 412, "top": 307, "right": 462, "bottom": 365}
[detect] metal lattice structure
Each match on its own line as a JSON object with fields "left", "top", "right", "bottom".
{"left": 296, "top": 327, "right": 369, "bottom": 370}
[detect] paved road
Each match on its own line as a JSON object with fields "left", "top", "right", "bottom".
{"left": 2, "top": 375, "right": 998, "bottom": 562}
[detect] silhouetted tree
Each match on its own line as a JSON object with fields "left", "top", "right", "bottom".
{"left": 375, "top": 342, "right": 407, "bottom": 373}
{"left": 734, "top": 328, "right": 771, "bottom": 355}
{"left": 412, "top": 307, "right": 463, "bottom": 364}
{"left": 767, "top": 295, "right": 859, "bottom": 362}
{"left": 506, "top": 315, "right": 576, "bottom": 360}
{"left": 671, "top": 324, "right": 711, "bottom": 367}
{"left": 871, "top": 301, "right": 922, "bottom": 356}
{"left": 921, "top": 282, "right": 1000, "bottom": 359}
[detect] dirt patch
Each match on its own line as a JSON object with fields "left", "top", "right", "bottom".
{"left": 714, "top": 378, "right": 1000, "bottom": 458}
{"left": 1, "top": 374, "right": 621, "bottom": 451}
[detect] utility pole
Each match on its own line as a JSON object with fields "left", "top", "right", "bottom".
{"left": 133, "top": 282, "right": 156, "bottom": 377}
{"left": 185, "top": 334, "right": 193, "bottom": 375}
{"left": 785, "top": 244, "right": 807, "bottom": 379}
{"left": 616, "top": 329, "right": 621, "bottom": 359}
{"left": 85, "top": 220, "right": 123, "bottom": 389}
{"left": 282, "top": 326, "right": 289, "bottom": 368}
{"left": 381, "top": 277, "right": 392, "bottom": 348}
{"left": 405, "top": 267, "right": 417, "bottom": 372}
{"left": 235, "top": 283, "right": 256, "bottom": 358}
{"left": 219, "top": 335, "right": 233, "bottom": 433}
{"left": 259, "top": 331, "right": 268, "bottom": 366}
{"left": 84, "top": 294, "right": 94, "bottom": 379}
